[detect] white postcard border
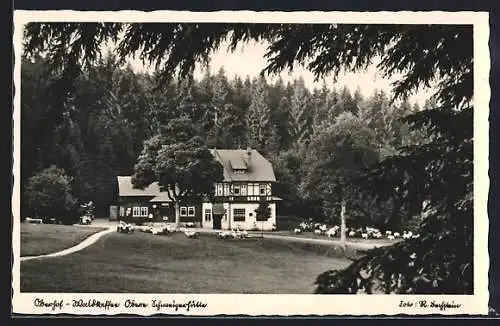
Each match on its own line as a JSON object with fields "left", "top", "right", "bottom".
{"left": 12, "top": 10, "right": 491, "bottom": 316}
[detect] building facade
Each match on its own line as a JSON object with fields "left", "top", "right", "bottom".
{"left": 116, "top": 148, "right": 280, "bottom": 230}
{"left": 201, "top": 148, "right": 280, "bottom": 231}
{"left": 115, "top": 178, "right": 202, "bottom": 225}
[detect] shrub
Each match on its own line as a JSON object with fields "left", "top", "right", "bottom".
{"left": 255, "top": 201, "right": 271, "bottom": 222}
{"left": 25, "top": 166, "right": 78, "bottom": 223}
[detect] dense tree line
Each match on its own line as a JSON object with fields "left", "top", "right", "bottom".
{"left": 21, "top": 52, "right": 424, "bottom": 225}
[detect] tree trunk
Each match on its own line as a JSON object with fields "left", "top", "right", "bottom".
{"left": 228, "top": 203, "right": 232, "bottom": 230}
{"left": 174, "top": 201, "right": 180, "bottom": 229}
{"left": 340, "top": 197, "right": 347, "bottom": 250}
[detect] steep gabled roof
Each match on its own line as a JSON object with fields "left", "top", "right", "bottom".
{"left": 213, "top": 149, "right": 276, "bottom": 182}
{"left": 117, "top": 176, "right": 177, "bottom": 200}
{"left": 117, "top": 176, "right": 161, "bottom": 197}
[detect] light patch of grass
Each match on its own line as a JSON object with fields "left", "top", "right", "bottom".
{"left": 21, "top": 223, "right": 107, "bottom": 257}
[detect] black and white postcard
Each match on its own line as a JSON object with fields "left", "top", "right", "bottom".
{"left": 12, "top": 10, "right": 491, "bottom": 316}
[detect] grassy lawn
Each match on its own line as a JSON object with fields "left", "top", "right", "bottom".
{"left": 21, "top": 232, "right": 353, "bottom": 294}
{"left": 20, "top": 223, "right": 107, "bottom": 257}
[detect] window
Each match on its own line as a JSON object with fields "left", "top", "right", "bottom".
{"left": 132, "top": 206, "right": 148, "bottom": 217}
{"left": 233, "top": 184, "right": 240, "bottom": 195}
{"left": 179, "top": 206, "right": 195, "bottom": 216}
{"left": 119, "top": 207, "right": 125, "bottom": 217}
{"left": 240, "top": 184, "right": 247, "bottom": 195}
{"left": 259, "top": 184, "right": 266, "bottom": 195}
{"left": 233, "top": 208, "right": 246, "bottom": 222}
{"left": 204, "top": 209, "right": 212, "bottom": 222}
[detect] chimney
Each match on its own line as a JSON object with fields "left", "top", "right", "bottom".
{"left": 245, "top": 146, "right": 252, "bottom": 168}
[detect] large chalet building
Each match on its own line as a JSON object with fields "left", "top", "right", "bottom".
{"left": 115, "top": 148, "right": 281, "bottom": 231}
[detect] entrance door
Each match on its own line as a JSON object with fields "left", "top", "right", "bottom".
{"left": 213, "top": 214, "right": 222, "bottom": 229}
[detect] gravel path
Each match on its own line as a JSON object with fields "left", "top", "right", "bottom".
{"left": 256, "top": 233, "right": 393, "bottom": 250}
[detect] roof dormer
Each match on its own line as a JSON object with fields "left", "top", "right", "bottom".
{"left": 229, "top": 153, "right": 249, "bottom": 174}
